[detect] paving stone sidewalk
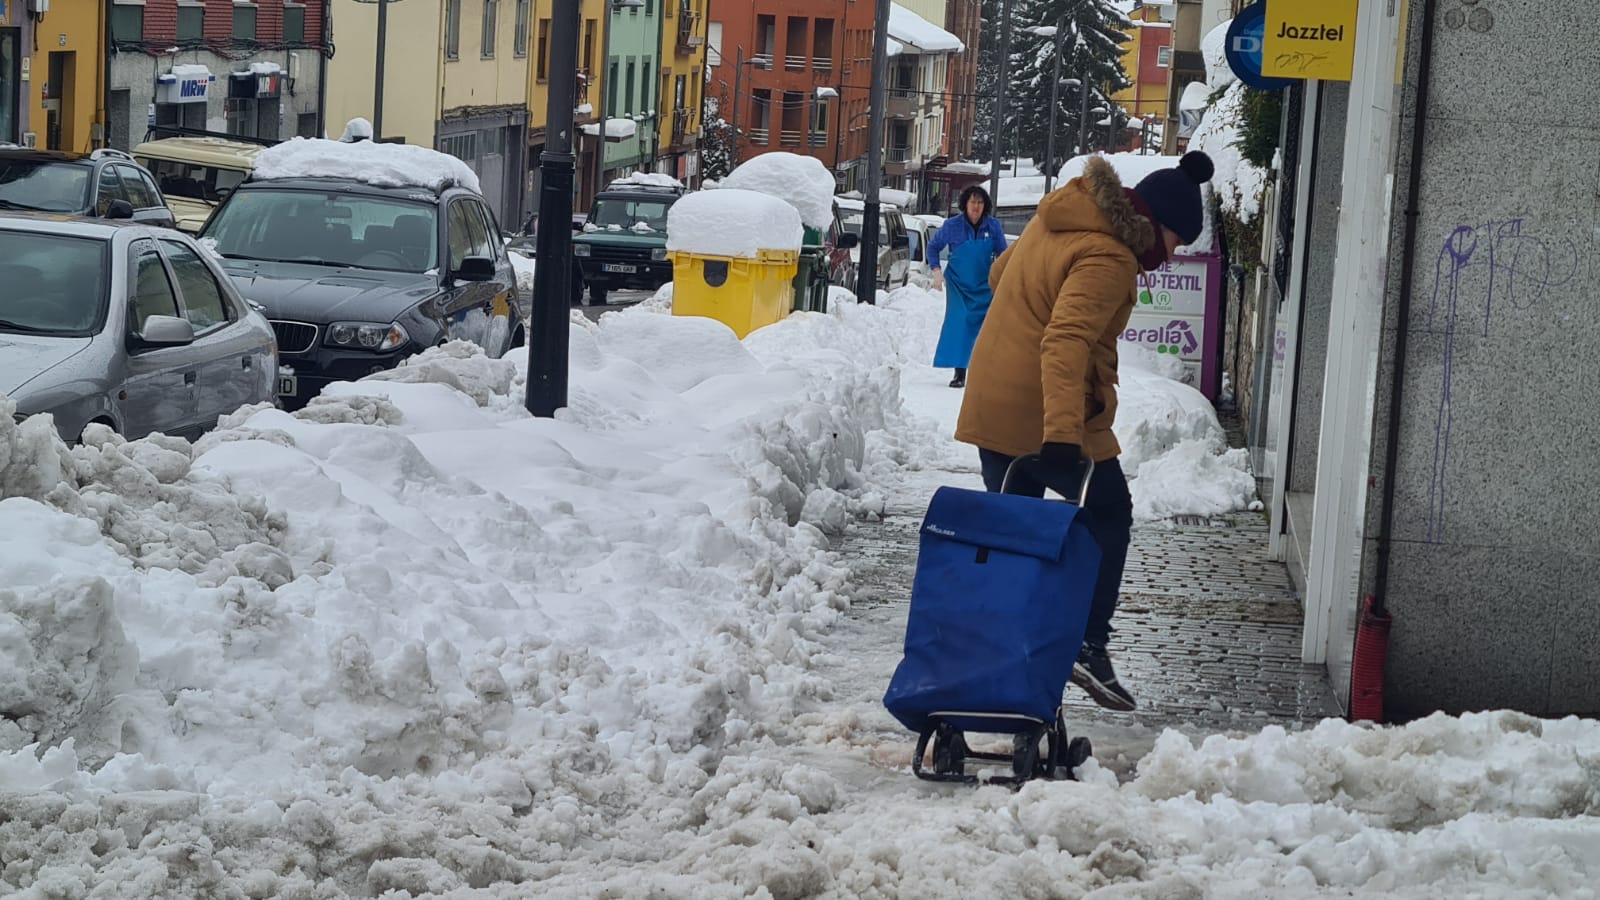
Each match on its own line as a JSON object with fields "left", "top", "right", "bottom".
{"left": 841, "top": 436, "right": 1341, "bottom": 735}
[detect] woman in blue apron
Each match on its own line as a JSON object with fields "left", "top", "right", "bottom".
{"left": 929, "top": 185, "right": 1010, "bottom": 388}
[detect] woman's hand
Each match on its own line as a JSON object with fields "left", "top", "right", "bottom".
{"left": 930, "top": 269, "right": 944, "bottom": 291}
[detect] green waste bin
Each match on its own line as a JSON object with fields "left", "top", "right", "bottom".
{"left": 792, "top": 225, "right": 831, "bottom": 314}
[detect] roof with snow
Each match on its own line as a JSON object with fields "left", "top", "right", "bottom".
{"left": 887, "top": 4, "right": 964, "bottom": 56}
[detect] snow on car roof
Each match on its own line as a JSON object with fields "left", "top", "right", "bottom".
{"left": 252, "top": 137, "right": 482, "bottom": 195}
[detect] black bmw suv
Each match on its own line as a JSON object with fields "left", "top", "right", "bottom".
{"left": 199, "top": 174, "right": 526, "bottom": 408}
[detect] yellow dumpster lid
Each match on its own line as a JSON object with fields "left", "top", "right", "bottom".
{"left": 668, "top": 249, "right": 799, "bottom": 263}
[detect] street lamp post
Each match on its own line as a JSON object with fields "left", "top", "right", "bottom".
{"left": 859, "top": 0, "right": 891, "bottom": 305}
{"left": 526, "top": 0, "right": 583, "bottom": 417}
{"left": 591, "top": 0, "right": 645, "bottom": 207}
{"left": 374, "top": 0, "right": 390, "bottom": 139}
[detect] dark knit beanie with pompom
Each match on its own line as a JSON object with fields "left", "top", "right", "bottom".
{"left": 1131, "top": 151, "right": 1214, "bottom": 245}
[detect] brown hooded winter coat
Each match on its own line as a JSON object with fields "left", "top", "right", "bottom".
{"left": 954, "top": 157, "right": 1154, "bottom": 462}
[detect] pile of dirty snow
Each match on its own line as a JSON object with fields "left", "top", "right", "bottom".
{"left": 253, "top": 136, "right": 482, "bottom": 194}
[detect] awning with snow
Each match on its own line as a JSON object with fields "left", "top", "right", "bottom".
{"left": 580, "top": 118, "right": 638, "bottom": 141}
{"left": 887, "top": 4, "right": 964, "bottom": 56}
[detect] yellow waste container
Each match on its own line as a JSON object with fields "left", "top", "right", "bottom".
{"left": 669, "top": 249, "right": 799, "bottom": 339}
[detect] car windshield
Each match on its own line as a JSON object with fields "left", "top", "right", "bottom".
{"left": 141, "top": 157, "right": 248, "bottom": 203}
{"left": 0, "top": 158, "right": 92, "bottom": 212}
{"left": 588, "top": 198, "right": 671, "bottom": 233}
{"left": 0, "top": 230, "right": 107, "bottom": 335}
{"left": 201, "top": 187, "right": 440, "bottom": 273}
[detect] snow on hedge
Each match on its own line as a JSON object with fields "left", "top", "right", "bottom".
{"left": 254, "top": 136, "right": 483, "bottom": 194}
{"left": 666, "top": 188, "right": 803, "bottom": 257}
{"left": 719, "top": 152, "right": 837, "bottom": 231}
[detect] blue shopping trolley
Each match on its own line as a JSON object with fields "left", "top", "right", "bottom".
{"left": 883, "top": 455, "right": 1101, "bottom": 785}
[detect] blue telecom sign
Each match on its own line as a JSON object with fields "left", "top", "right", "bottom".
{"left": 1225, "top": 2, "right": 1294, "bottom": 91}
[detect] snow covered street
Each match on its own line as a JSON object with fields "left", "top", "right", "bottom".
{"left": 3, "top": 288, "right": 1599, "bottom": 898}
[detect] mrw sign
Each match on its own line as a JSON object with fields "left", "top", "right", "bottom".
{"left": 1261, "top": 0, "right": 1360, "bottom": 81}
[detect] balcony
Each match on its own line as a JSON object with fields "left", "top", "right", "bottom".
{"left": 785, "top": 55, "right": 807, "bottom": 72}
{"left": 812, "top": 56, "right": 833, "bottom": 72}
{"left": 748, "top": 127, "right": 770, "bottom": 145}
{"left": 676, "top": 10, "right": 703, "bottom": 55}
{"left": 809, "top": 131, "right": 827, "bottom": 147}
{"left": 887, "top": 93, "right": 915, "bottom": 119}
{"left": 753, "top": 53, "right": 774, "bottom": 69}
{"left": 885, "top": 145, "right": 912, "bottom": 176}
{"left": 671, "top": 110, "right": 688, "bottom": 146}
{"left": 780, "top": 130, "right": 802, "bottom": 146}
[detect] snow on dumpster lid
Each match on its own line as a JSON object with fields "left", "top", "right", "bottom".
{"left": 253, "top": 137, "right": 482, "bottom": 194}
{"left": 888, "top": 4, "right": 965, "bottom": 54}
{"left": 666, "top": 188, "right": 803, "bottom": 258}
{"left": 719, "top": 152, "right": 836, "bottom": 231}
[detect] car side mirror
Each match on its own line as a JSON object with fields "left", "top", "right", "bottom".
{"left": 892, "top": 233, "right": 910, "bottom": 249}
{"left": 837, "top": 233, "right": 859, "bottom": 249}
{"left": 104, "top": 199, "right": 135, "bottom": 220}
{"left": 136, "top": 314, "right": 196, "bottom": 347}
{"left": 453, "top": 255, "right": 497, "bottom": 282}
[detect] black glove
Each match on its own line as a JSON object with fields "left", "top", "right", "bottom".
{"left": 1039, "top": 442, "right": 1082, "bottom": 471}
{"left": 1021, "top": 442, "right": 1086, "bottom": 500}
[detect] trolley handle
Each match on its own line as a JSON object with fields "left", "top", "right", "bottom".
{"left": 1001, "top": 453, "right": 1095, "bottom": 507}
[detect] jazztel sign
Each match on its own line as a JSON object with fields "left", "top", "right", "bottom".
{"left": 1261, "top": 0, "right": 1359, "bottom": 82}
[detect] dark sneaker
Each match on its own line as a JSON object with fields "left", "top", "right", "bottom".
{"left": 1072, "top": 643, "right": 1137, "bottom": 711}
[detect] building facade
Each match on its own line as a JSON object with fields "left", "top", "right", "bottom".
{"left": 942, "top": 0, "right": 981, "bottom": 161}
{"left": 594, "top": 0, "right": 661, "bottom": 187}
{"left": 883, "top": 4, "right": 961, "bottom": 198}
{"left": 655, "top": 0, "right": 708, "bottom": 184}
{"left": 326, "top": 0, "right": 527, "bottom": 228}
{"left": 108, "top": 0, "right": 329, "bottom": 152}
{"left": 710, "top": 0, "right": 873, "bottom": 189}
{"left": 0, "top": 0, "right": 36, "bottom": 146}
{"left": 1112, "top": 2, "right": 1172, "bottom": 151}
{"left": 527, "top": 0, "right": 603, "bottom": 214}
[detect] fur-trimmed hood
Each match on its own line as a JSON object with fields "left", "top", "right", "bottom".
{"left": 1036, "top": 156, "right": 1154, "bottom": 255}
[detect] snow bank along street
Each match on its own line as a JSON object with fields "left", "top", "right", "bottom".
{"left": 3, "top": 289, "right": 1598, "bottom": 897}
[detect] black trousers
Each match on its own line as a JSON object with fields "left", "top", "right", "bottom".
{"left": 978, "top": 449, "right": 1132, "bottom": 647}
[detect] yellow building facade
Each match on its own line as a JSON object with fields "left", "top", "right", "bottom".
{"left": 11, "top": 0, "right": 106, "bottom": 152}
{"left": 657, "top": 0, "right": 708, "bottom": 183}
{"left": 325, "top": 0, "right": 531, "bottom": 225}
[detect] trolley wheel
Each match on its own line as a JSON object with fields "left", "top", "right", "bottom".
{"left": 932, "top": 723, "right": 967, "bottom": 776}
{"left": 1065, "top": 736, "right": 1094, "bottom": 778}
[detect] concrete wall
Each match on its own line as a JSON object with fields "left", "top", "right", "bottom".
{"left": 325, "top": 0, "right": 440, "bottom": 144}
{"left": 1359, "top": 0, "right": 1600, "bottom": 718}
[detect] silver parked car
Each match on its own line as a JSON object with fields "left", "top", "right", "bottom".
{"left": 1, "top": 214, "right": 278, "bottom": 442}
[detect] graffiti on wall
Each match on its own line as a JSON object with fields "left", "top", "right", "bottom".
{"left": 1425, "top": 217, "right": 1578, "bottom": 542}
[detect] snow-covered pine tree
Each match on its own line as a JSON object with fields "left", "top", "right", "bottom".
{"left": 973, "top": 0, "right": 1007, "bottom": 163}
{"left": 700, "top": 95, "right": 736, "bottom": 181}
{"left": 1006, "top": 0, "right": 1133, "bottom": 176}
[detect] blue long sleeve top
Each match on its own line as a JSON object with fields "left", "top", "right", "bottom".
{"left": 926, "top": 214, "right": 1009, "bottom": 272}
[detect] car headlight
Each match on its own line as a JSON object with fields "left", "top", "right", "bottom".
{"left": 651, "top": 248, "right": 668, "bottom": 261}
{"left": 328, "top": 322, "right": 409, "bottom": 352}
{"left": 573, "top": 243, "right": 591, "bottom": 257}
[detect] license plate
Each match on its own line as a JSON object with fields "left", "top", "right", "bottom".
{"left": 601, "top": 263, "right": 637, "bottom": 274}
{"left": 276, "top": 374, "right": 298, "bottom": 396}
